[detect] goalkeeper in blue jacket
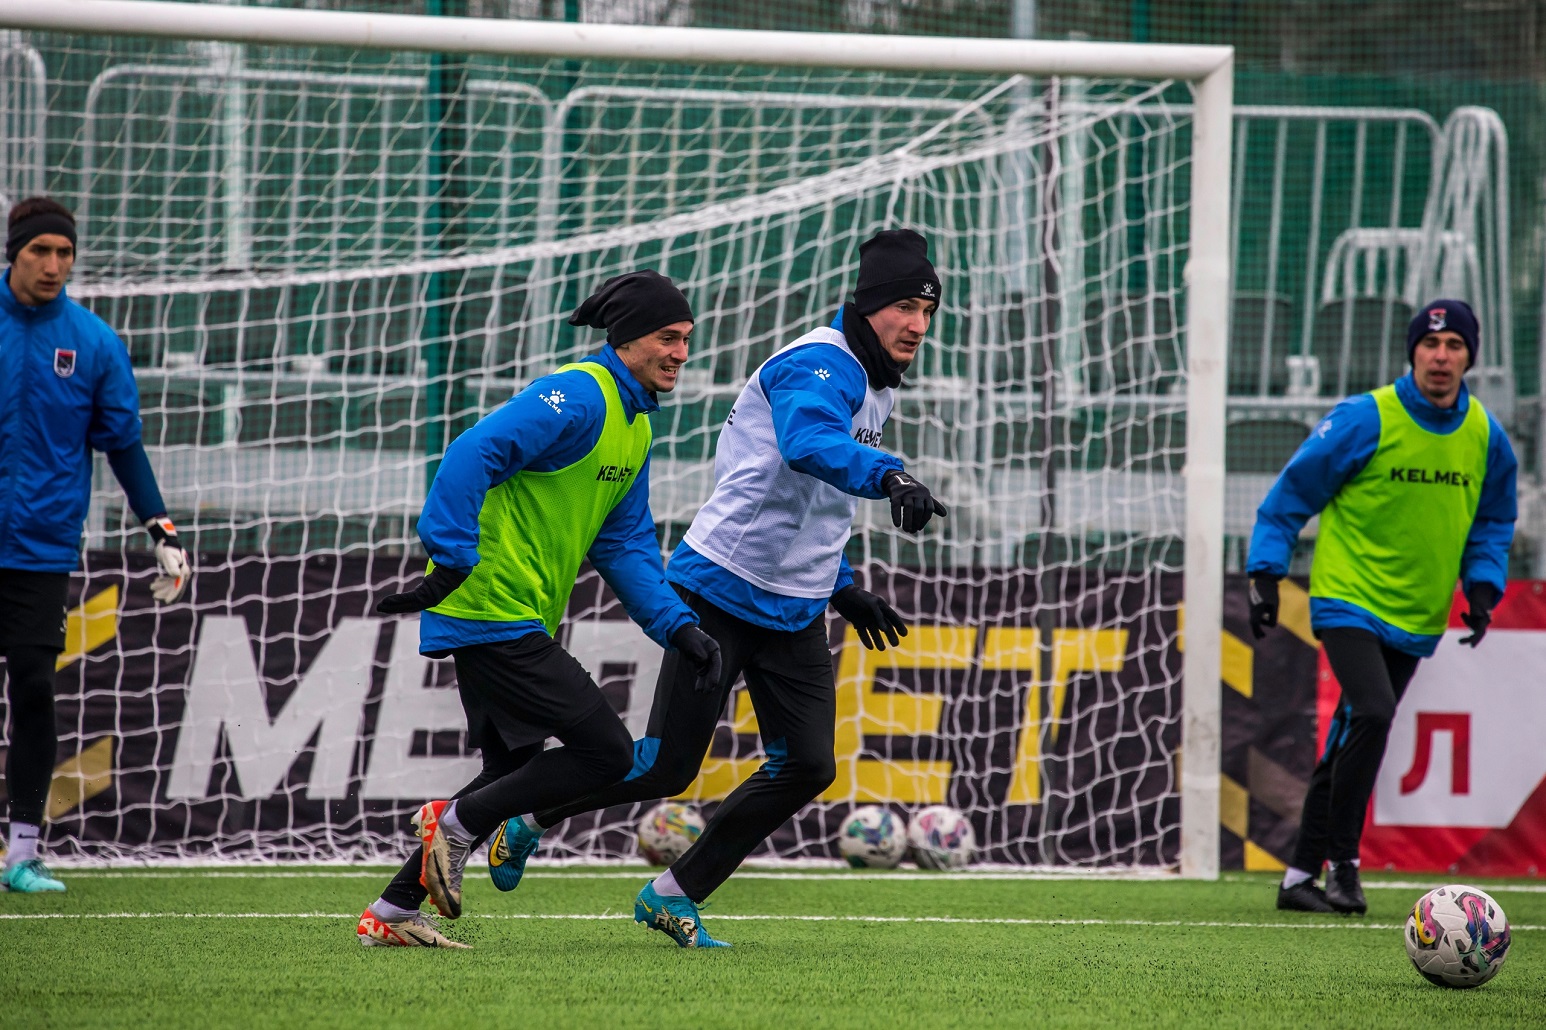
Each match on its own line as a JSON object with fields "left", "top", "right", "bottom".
{"left": 0, "top": 198, "right": 190, "bottom": 895}
{"left": 486, "top": 229, "right": 949, "bottom": 948}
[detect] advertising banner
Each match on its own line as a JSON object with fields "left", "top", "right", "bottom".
{"left": 12, "top": 556, "right": 1537, "bottom": 872}
{"left": 13, "top": 554, "right": 1181, "bottom": 866}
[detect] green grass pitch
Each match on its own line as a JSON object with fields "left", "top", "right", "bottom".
{"left": 2, "top": 867, "right": 1541, "bottom": 1029}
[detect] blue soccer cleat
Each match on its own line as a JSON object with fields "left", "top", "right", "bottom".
{"left": 1, "top": 859, "right": 65, "bottom": 893}
{"left": 634, "top": 881, "right": 731, "bottom": 948}
{"left": 487, "top": 817, "right": 544, "bottom": 892}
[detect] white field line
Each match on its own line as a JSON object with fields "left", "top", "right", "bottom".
{"left": 0, "top": 911, "right": 1540, "bottom": 931}
{"left": 63, "top": 870, "right": 1164, "bottom": 882}
{"left": 55, "top": 869, "right": 1546, "bottom": 893}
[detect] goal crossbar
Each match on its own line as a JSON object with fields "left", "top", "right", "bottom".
{"left": 0, "top": 0, "right": 1230, "bottom": 78}
{"left": 0, "top": 0, "right": 1233, "bottom": 880}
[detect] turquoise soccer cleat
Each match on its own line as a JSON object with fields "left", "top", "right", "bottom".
{"left": 633, "top": 881, "right": 731, "bottom": 948}
{"left": 487, "top": 817, "right": 544, "bottom": 892}
{"left": 1, "top": 859, "right": 65, "bottom": 893}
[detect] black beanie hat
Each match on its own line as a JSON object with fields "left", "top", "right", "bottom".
{"left": 6, "top": 210, "right": 76, "bottom": 264}
{"left": 1407, "top": 299, "right": 1478, "bottom": 367}
{"left": 852, "top": 229, "right": 942, "bottom": 316}
{"left": 569, "top": 270, "right": 694, "bottom": 347}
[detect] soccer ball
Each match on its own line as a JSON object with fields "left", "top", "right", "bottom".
{"left": 636, "top": 801, "right": 705, "bottom": 866}
{"left": 837, "top": 805, "right": 908, "bottom": 869}
{"left": 906, "top": 804, "right": 975, "bottom": 869}
{"left": 1404, "top": 884, "right": 1512, "bottom": 988}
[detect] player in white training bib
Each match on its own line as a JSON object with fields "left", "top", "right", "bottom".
{"left": 488, "top": 229, "right": 949, "bottom": 948}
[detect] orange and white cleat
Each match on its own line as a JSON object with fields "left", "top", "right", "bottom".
{"left": 414, "top": 799, "right": 470, "bottom": 920}
{"left": 356, "top": 906, "right": 469, "bottom": 949}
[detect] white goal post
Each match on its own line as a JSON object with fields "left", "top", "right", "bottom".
{"left": 0, "top": 0, "right": 1231, "bottom": 878}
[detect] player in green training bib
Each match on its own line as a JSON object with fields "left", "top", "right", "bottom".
{"left": 355, "top": 271, "right": 724, "bottom": 949}
{"left": 1247, "top": 299, "right": 1517, "bottom": 916}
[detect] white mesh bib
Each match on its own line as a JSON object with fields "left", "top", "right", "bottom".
{"left": 684, "top": 327, "right": 895, "bottom": 599}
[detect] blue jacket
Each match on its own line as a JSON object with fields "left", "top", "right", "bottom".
{"left": 417, "top": 345, "right": 697, "bottom": 655}
{"left": 0, "top": 271, "right": 163, "bottom": 573}
{"left": 668, "top": 309, "right": 905, "bottom": 632}
{"left": 1247, "top": 373, "right": 1517, "bottom": 656}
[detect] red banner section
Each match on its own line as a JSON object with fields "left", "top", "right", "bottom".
{"left": 1316, "top": 581, "right": 1546, "bottom": 876}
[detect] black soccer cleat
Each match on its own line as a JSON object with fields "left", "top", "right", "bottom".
{"left": 1324, "top": 863, "right": 1367, "bottom": 915}
{"left": 1276, "top": 880, "right": 1338, "bottom": 914}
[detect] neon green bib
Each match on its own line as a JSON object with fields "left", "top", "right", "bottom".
{"left": 427, "top": 362, "right": 652, "bottom": 633}
{"left": 1310, "top": 385, "right": 1489, "bottom": 636}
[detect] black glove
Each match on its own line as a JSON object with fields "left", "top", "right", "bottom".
{"left": 1248, "top": 574, "right": 1280, "bottom": 640}
{"left": 377, "top": 566, "right": 470, "bottom": 615}
{"left": 881, "top": 470, "right": 948, "bottom": 534}
{"left": 830, "top": 585, "right": 908, "bottom": 652}
{"left": 671, "top": 623, "right": 724, "bottom": 694}
{"left": 1459, "top": 582, "right": 1501, "bottom": 648}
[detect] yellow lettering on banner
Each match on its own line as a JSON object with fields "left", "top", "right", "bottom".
{"left": 988, "top": 628, "right": 1128, "bottom": 805}
{"left": 819, "top": 625, "right": 973, "bottom": 803}
{"left": 677, "top": 688, "right": 762, "bottom": 802}
{"left": 56, "top": 586, "right": 120, "bottom": 671}
{"left": 47, "top": 737, "right": 114, "bottom": 820}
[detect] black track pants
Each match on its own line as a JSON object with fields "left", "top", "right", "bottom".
{"left": 1290, "top": 627, "right": 1421, "bottom": 869}
{"left": 3, "top": 646, "right": 62, "bottom": 826}
{"left": 377, "top": 634, "right": 633, "bottom": 910}
{"left": 537, "top": 588, "right": 837, "bottom": 904}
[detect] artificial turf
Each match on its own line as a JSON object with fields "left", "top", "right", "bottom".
{"left": 1, "top": 867, "right": 1541, "bottom": 1029}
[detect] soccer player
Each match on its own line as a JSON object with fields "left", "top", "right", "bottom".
{"left": 1248, "top": 299, "right": 1516, "bottom": 915}
{"left": 0, "top": 198, "right": 190, "bottom": 894}
{"left": 487, "top": 229, "right": 948, "bottom": 948}
{"left": 356, "top": 270, "right": 723, "bottom": 949}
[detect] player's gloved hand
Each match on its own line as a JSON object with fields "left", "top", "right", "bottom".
{"left": 830, "top": 585, "right": 908, "bottom": 652}
{"left": 1459, "top": 582, "right": 1501, "bottom": 648}
{"left": 144, "top": 516, "right": 191, "bottom": 604}
{"left": 881, "top": 470, "right": 948, "bottom": 534}
{"left": 377, "top": 565, "right": 470, "bottom": 615}
{"left": 671, "top": 623, "right": 724, "bottom": 694}
{"left": 1247, "top": 573, "right": 1280, "bottom": 639}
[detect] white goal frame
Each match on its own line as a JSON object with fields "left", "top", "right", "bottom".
{"left": 0, "top": 0, "right": 1233, "bottom": 879}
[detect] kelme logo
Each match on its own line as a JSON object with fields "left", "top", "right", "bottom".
{"left": 1389, "top": 467, "right": 1472, "bottom": 488}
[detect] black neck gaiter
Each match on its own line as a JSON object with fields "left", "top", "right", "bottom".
{"left": 841, "top": 302, "right": 906, "bottom": 390}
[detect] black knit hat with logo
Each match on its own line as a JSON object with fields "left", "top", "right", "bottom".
{"left": 852, "top": 229, "right": 942, "bottom": 316}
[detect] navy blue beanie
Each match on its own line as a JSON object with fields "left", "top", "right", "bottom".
{"left": 1407, "top": 299, "right": 1478, "bottom": 367}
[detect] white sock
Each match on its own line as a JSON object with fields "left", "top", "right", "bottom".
{"left": 520, "top": 813, "right": 545, "bottom": 834}
{"left": 1281, "top": 866, "right": 1314, "bottom": 889}
{"left": 1331, "top": 858, "right": 1360, "bottom": 869}
{"left": 439, "top": 802, "right": 473, "bottom": 847}
{"left": 652, "top": 869, "right": 687, "bottom": 898}
{"left": 6, "top": 822, "right": 40, "bottom": 867}
{"left": 370, "top": 898, "right": 420, "bottom": 923}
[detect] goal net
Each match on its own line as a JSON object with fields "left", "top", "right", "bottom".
{"left": 2, "top": 9, "right": 1228, "bottom": 869}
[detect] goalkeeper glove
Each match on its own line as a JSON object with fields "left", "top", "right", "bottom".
{"left": 144, "top": 516, "right": 191, "bottom": 604}
{"left": 377, "top": 565, "right": 470, "bottom": 615}
{"left": 671, "top": 624, "right": 724, "bottom": 694}
{"left": 830, "top": 585, "right": 908, "bottom": 652}
{"left": 1459, "top": 582, "right": 1501, "bottom": 648}
{"left": 1247, "top": 573, "right": 1280, "bottom": 639}
{"left": 881, "top": 470, "right": 948, "bottom": 534}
